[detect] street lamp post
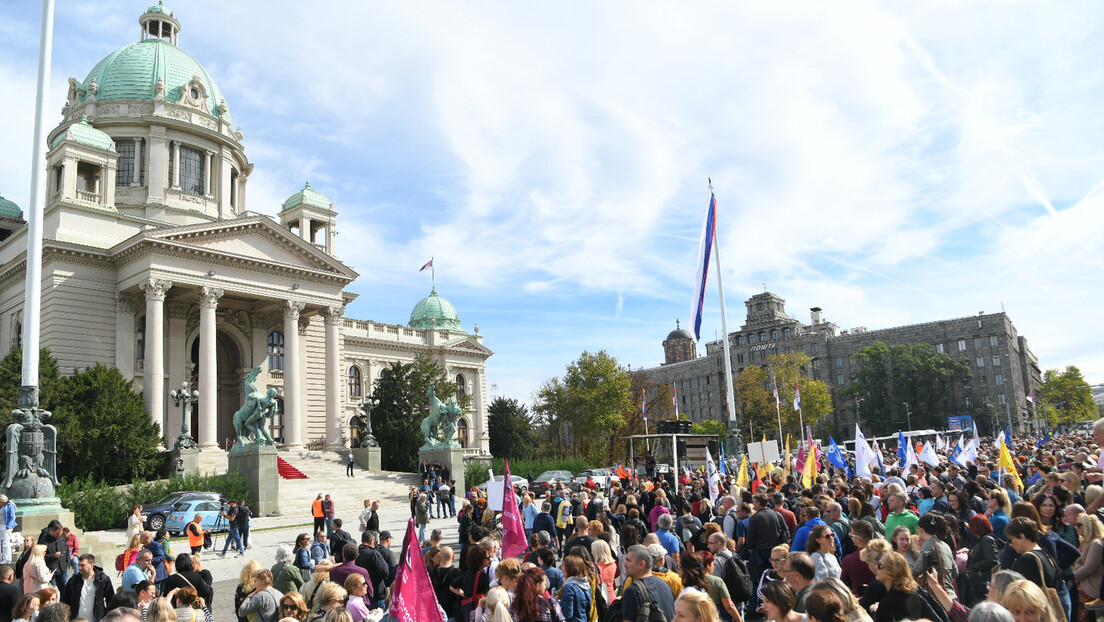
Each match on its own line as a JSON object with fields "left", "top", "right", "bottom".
{"left": 902, "top": 402, "right": 912, "bottom": 432}
{"left": 169, "top": 382, "right": 199, "bottom": 450}
{"left": 356, "top": 396, "right": 380, "bottom": 448}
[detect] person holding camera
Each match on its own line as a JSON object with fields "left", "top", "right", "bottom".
{"left": 221, "top": 500, "right": 244, "bottom": 558}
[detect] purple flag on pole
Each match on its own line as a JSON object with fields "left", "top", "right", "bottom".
{"left": 501, "top": 459, "right": 527, "bottom": 559}
{"left": 388, "top": 517, "right": 445, "bottom": 622}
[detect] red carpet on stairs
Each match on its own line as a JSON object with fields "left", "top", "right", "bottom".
{"left": 277, "top": 456, "right": 309, "bottom": 479}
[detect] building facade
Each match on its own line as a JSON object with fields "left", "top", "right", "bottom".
{"left": 640, "top": 291, "right": 1041, "bottom": 437}
{"left": 0, "top": 5, "right": 492, "bottom": 456}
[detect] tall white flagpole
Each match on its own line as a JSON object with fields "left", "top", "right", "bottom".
{"left": 22, "top": 0, "right": 55, "bottom": 390}
{"left": 709, "top": 180, "right": 739, "bottom": 446}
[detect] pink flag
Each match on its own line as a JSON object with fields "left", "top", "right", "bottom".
{"left": 388, "top": 517, "right": 445, "bottom": 622}
{"left": 501, "top": 460, "right": 527, "bottom": 559}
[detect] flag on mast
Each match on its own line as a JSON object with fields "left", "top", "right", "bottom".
{"left": 388, "top": 518, "right": 445, "bottom": 621}
{"left": 641, "top": 389, "right": 647, "bottom": 421}
{"left": 782, "top": 435, "right": 791, "bottom": 480}
{"left": 419, "top": 258, "right": 434, "bottom": 272}
{"left": 672, "top": 385, "right": 679, "bottom": 417}
{"left": 705, "top": 447, "right": 720, "bottom": 503}
{"left": 689, "top": 193, "right": 717, "bottom": 342}
{"left": 500, "top": 460, "right": 527, "bottom": 558}
{"left": 773, "top": 380, "right": 780, "bottom": 407}
{"left": 793, "top": 381, "right": 802, "bottom": 411}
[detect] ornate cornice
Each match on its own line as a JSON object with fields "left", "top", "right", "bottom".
{"left": 139, "top": 278, "right": 173, "bottom": 302}
{"left": 283, "top": 300, "right": 305, "bottom": 321}
{"left": 199, "top": 286, "right": 224, "bottom": 309}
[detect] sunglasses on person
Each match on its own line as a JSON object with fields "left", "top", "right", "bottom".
{"left": 282, "top": 604, "right": 300, "bottom": 611}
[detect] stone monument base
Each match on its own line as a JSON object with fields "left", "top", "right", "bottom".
{"left": 351, "top": 447, "right": 381, "bottom": 472}
{"left": 13, "top": 503, "right": 71, "bottom": 536}
{"left": 169, "top": 448, "right": 200, "bottom": 478}
{"left": 227, "top": 445, "right": 279, "bottom": 517}
{"left": 419, "top": 446, "right": 465, "bottom": 494}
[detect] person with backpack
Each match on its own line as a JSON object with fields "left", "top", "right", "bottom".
{"left": 620, "top": 544, "right": 675, "bottom": 621}
{"left": 708, "top": 533, "right": 753, "bottom": 615}
{"left": 746, "top": 494, "right": 790, "bottom": 616}
{"left": 681, "top": 551, "right": 743, "bottom": 622}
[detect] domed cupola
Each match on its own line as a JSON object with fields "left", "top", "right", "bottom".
{"left": 663, "top": 319, "right": 697, "bottom": 364}
{"left": 0, "top": 193, "right": 25, "bottom": 243}
{"left": 410, "top": 289, "right": 462, "bottom": 332}
{"left": 62, "top": 2, "right": 232, "bottom": 125}
{"left": 279, "top": 182, "right": 337, "bottom": 256}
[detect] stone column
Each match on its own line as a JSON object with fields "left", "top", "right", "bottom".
{"left": 199, "top": 287, "right": 223, "bottom": 449}
{"left": 324, "top": 306, "right": 344, "bottom": 450}
{"left": 114, "top": 293, "right": 137, "bottom": 380}
{"left": 282, "top": 301, "right": 305, "bottom": 449}
{"left": 302, "top": 217, "right": 313, "bottom": 244}
{"left": 204, "top": 151, "right": 214, "bottom": 196}
{"left": 140, "top": 278, "right": 172, "bottom": 440}
{"left": 171, "top": 141, "right": 181, "bottom": 188}
{"left": 132, "top": 138, "right": 142, "bottom": 186}
{"left": 147, "top": 127, "right": 166, "bottom": 202}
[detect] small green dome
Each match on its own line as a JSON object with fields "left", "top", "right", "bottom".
{"left": 76, "top": 33, "right": 230, "bottom": 121}
{"left": 282, "top": 182, "right": 334, "bottom": 212}
{"left": 410, "top": 288, "right": 462, "bottom": 331}
{"left": 145, "top": 1, "right": 172, "bottom": 15}
{"left": 50, "top": 115, "right": 115, "bottom": 151}
{"left": 0, "top": 194, "right": 22, "bottom": 220}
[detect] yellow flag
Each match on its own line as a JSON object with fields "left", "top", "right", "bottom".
{"left": 783, "top": 435, "right": 791, "bottom": 480}
{"left": 801, "top": 444, "right": 818, "bottom": 488}
{"left": 999, "top": 438, "right": 1022, "bottom": 490}
{"left": 735, "top": 455, "right": 749, "bottom": 489}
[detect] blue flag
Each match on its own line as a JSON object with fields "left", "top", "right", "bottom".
{"left": 827, "top": 436, "right": 850, "bottom": 476}
{"left": 897, "top": 430, "right": 908, "bottom": 466}
{"left": 949, "top": 442, "right": 962, "bottom": 463}
{"left": 720, "top": 442, "right": 728, "bottom": 475}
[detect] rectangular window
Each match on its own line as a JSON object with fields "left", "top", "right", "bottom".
{"left": 179, "top": 145, "right": 205, "bottom": 196}
{"left": 936, "top": 343, "right": 944, "bottom": 354}
{"left": 958, "top": 339, "right": 967, "bottom": 351}
{"left": 974, "top": 338, "right": 982, "bottom": 350}
{"left": 834, "top": 357, "right": 843, "bottom": 368}
{"left": 997, "top": 393, "right": 1007, "bottom": 404}
{"left": 976, "top": 357, "right": 985, "bottom": 367}
{"left": 849, "top": 356, "right": 857, "bottom": 366}
{"left": 783, "top": 328, "right": 791, "bottom": 338}
{"left": 992, "top": 356, "right": 1001, "bottom": 367}
{"left": 990, "top": 335, "right": 998, "bottom": 347}
{"left": 836, "top": 373, "right": 844, "bottom": 385}
{"left": 813, "top": 359, "right": 820, "bottom": 370}
{"left": 995, "top": 374, "right": 1004, "bottom": 386}
{"left": 978, "top": 374, "right": 986, "bottom": 386}
{"left": 116, "top": 141, "right": 135, "bottom": 186}
{"left": 736, "top": 354, "right": 743, "bottom": 364}
{"left": 812, "top": 343, "right": 819, "bottom": 354}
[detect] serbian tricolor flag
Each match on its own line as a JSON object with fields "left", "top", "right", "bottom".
{"left": 642, "top": 389, "right": 648, "bottom": 421}
{"left": 1026, "top": 391, "right": 1035, "bottom": 404}
{"left": 500, "top": 460, "right": 527, "bottom": 559}
{"left": 689, "top": 193, "right": 717, "bottom": 341}
{"left": 793, "top": 381, "right": 802, "bottom": 411}
{"left": 672, "top": 385, "right": 679, "bottom": 416}
{"left": 419, "top": 258, "right": 434, "bottom": 272}
{"left": 751, "top": 462, "right": 764, "bottom": 491}
{"left": 388, "top": 517, "right": 445, "bottom": 622}
{"left": 773, "top": 379, "right": 780, "bottom": 407}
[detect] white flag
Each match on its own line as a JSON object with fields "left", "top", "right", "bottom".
{"left": 935, "top": 434, "right": 947, "bottom": 451}
{"left": 957, "top": 435, "right": 965, "bottom": 451}
{"left": 919, "top": 442, "right": 941, "bottom": 467}
{"left": 955, "top": 441, "right": 978, "bottom": 466}
{"left": 971, "top": 420, "right": 981, "bottom": 450}
{"left": 902, "top": 439, "right": 918, "bottom": 471}
{"left": 854, "top": 424, "right": 875, "bottom": 478}
{"left": 705, "top": 448, "right": 720, "bottom": 504}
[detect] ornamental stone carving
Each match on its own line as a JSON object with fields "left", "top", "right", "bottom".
{"left": 115, "top": 293, "right": 137, "bottom": 314}
{"left": 139, "top": 278, "right": 172, "bottom": 302}
{"left": 199, "top": 286, "right": 224, "bottom": 309}
{"left": 167, "top": 303, "right": 189, "bottom": 320}
{"left": 323, "top": 306, "right": 343, "bottom": 326}
{"left": 283, "top": 300, "right": 304, "bottom": 321}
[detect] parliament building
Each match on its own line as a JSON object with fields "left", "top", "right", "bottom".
{"left": 0, "top": 4, "right": 493, "bottom": 458}
{"left": 640, "top": 291, "right": 1042, "bottom": 436}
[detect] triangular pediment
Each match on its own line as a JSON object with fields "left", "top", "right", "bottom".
{"left": 116, "top": 215, "right": 358, "bottom": 280}
{"left": 443, "top": 336, "right": 494, "bottom": 357}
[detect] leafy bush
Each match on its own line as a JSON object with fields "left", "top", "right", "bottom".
{"left": 465, "top": 462, "right": 489, "bottom": 491}
{"left": 59, "top": 472, "right": 249, "bottom": 531}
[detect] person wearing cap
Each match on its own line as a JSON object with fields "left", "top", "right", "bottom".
{"left": 377, "top": 531, "right": 397, "bottom": 585}
{"left": 0, "top": 495, "right": 15, "bottom": 564}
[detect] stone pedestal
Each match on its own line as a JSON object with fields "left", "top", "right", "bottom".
{"left": 169, "top": 448, "right": 200, "bottom": 478}
{"left": 351, "top": 447, "right": 381, "bottom": 473}
{"left": 15, "top": 506, "right": 73, "bottom": 537}
{"left": 419, "top": 446, "right": 466, "bottom": 494}
{"left": 227, "top": 445, "right": 279, "bottom": 517}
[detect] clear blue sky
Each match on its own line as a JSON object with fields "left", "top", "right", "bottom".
{"left": 1, "top": 2, "right": 1102, "bottom": 406}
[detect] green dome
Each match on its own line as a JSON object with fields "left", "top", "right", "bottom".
{"left": 0, "top": 194, "right": 22, "bottom": 220}
{"left": 410, "top": 288, "right": 462, "bottom": 331}
{"left": 50, "top": 115, "right": 115, "bottom": 151}
{"left": 282, "top": 182, "right": 333, "bottom": 212}
{"left": 76, "top": 38, "right": 230, "bottom": 121}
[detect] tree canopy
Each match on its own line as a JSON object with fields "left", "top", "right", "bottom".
{"left": 765, "top": 351, "right": 833, "bottom": 440}
{"left": 371, "top": 355, "right": 465, "bottom": 472}
{"left": 487, "top": 396, "right": 533, "bottom": 461}
{"left": 1039, "top": 366, "right": 1096, "bottom": 425}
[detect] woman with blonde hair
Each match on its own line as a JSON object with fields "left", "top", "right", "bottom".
{"left": 591, "top": 539, "right": 617, "bottom": 604}
{"left": 809, "top": 577, "right": 872, "bottom": 622}
{"left": 146, "top": 596, "right": 179, "bottom": 622}
{"left": 474, "top": 585, "right": 513, "bottom": 622}
{"left": 299, "top": 567, "right": 330, "bottom": 611}
{"left": 988, "top": 489, "right": 1012, "bottom": 541}
{"left": 675, "top": 587, "right": 721, "bottom": 622}
{"left": 279, "top": 591, "right": 310, "bottom": 622}
{"left": 307, "top": 583, "right": 348, "bottom": 622}
{"left": 22, "top": 545, "right": 50, "bottom": 594}
{"left": 495, "top": 557, "right": 522, "bottom": 592}
{"left": 1073, "top": 514, "right": 1104, "bottom": 617}
{"left": 122, "top": 532, "right": 143, "bottom": 570}
{"left": 870, "top": 552, "right": 941, "bottom": 622}
{"left": 235, "top": 559, "right": 260, "bottom": 621}
{"left": 1001, "top": 579, "right": 1057, "bottom": 622}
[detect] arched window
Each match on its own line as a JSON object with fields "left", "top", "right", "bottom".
{"left": 136, "top": 316, "right": 146, "bottom": 360}
{"left": 348, "top": 366, "right": 362, "bottom": 398}
{"left": 269, "top": 397, "right": 284, "bottom": 443}
{"left": 267, "top": 331, "right": 284, "bottom": 370}
{"left": 457, "top": 418, "right": 469, "bottom": 448}
{"left": 456, "top": 374, "right": 466, "bottom": 398}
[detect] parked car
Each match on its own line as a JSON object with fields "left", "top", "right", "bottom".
{"left": 572, "top": 468, "right": 613, "bottom": 491}
{"left": 477, "top": 475, "right": 529, "bottom": 494}
{"left": 529, "top": 470, "right": 575, "bottom": 495}
{"left": 165, "top": 498, "right": 235, "bottom": 536}
{"left": 141, "top": 491, "right": 224, "bottom": 531}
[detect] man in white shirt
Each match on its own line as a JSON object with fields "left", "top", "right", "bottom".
{"left": 61, "top": 554, "right": 115, "bottom": 622}
{"left": 437, "top": 479, "right": 452, "bottom": 517}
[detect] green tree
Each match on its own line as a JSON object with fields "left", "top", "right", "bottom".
{"left": 52, "top": 364, "right": 162, "bottom": 482}
{"left": 1038, "top": 366, "right": 1096, "bottom": 425}
{"left": 691, "top": 420, "right": 728, "bottom": 437}
{"left": 487, "top": 396, "right": 533, "bottom": 461}
{"left": 371, "top": 355, "right": 463, "bottom": 472}
{"left": 0, "top": 348, "right": 65, "bottom": 425}
{"left": 766, "top": 351, "right": 833, "bottom": 439}
{"left": 840, "top": 342, "right": 891, "bottom": 430}
{"left": 732, "top": 367, "right": 777, "bottom": 441}
{"left": 532, "top": 351, "right": 633, "bottom": 465}
{"left": 889, "top": 343, "right": 971, "bottom": 431}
